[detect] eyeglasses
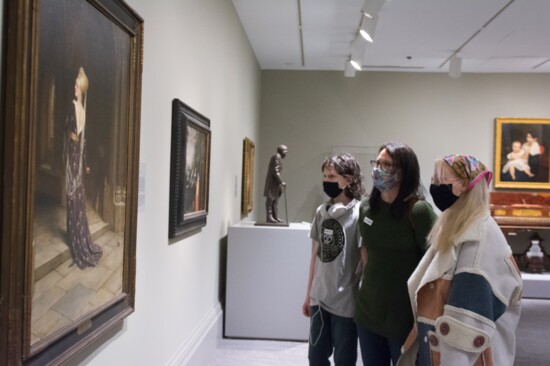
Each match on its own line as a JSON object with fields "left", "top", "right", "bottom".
{"left": 370, "top": 159, "right": 396, "bottom": 171}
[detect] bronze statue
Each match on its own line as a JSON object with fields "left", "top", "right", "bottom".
{"left": 263, "top": 145, "right": 288, "bottom": 223}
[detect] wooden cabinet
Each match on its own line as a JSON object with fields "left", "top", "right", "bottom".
{"left": 490, "top": 192, "right": 550, "bottom": 298}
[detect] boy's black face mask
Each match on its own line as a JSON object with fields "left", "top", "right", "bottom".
{"left": 323, "top": 181, "right": 343, "bottom": 198}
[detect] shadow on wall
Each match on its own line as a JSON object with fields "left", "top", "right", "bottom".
{"left": 295, "top": 186, "right": 324, "bottom": 225}
{"left": 218, "top": 235, "right": 228, "bottom": 307}
{"left": 290, "top": 152, "right": 330, "bottom": 223}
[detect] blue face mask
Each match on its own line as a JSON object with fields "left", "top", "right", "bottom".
{"left": 372, "top": 167, "right": 397, "bottom": 192}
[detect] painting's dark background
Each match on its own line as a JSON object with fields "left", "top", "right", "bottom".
{"left": 35, "top": 0, "right": 131, "bottom": 229}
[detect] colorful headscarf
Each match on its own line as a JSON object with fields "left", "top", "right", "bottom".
{"left": 443, "top": 154, "right": 493, "bottom": 191}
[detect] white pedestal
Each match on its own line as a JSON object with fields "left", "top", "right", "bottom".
{"left": 225, "top": 221, "right": 311, "bottom": 341}
{"left": 522, "top": 272, "right": 550, "bottom": 299}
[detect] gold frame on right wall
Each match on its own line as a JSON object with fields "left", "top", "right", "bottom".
{"left": 242, "top": 137, "right": 255, "bottom": 215}
{"left": 494, "top": 117, "right": 550, "bottom": 189}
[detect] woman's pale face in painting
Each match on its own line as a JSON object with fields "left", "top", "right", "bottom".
{"left": 74, "top": 81, "right": 82, "bottom": 99}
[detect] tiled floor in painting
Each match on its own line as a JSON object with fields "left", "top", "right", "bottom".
{"left": 30, "top": 199, "right": 123, "bottom": 345}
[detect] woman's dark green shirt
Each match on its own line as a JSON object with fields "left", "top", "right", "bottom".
{"left": 354, "top": 199, "right": 437, "bottom": 339}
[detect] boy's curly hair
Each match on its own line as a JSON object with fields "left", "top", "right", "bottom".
{"left": 322, "top": 153, "right": 366, "bottom": 200}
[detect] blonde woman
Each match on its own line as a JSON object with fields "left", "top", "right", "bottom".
{"left": 354, "top": 142, "right": 437, "bottom": 366}
{"left": 399, "top": 155, "right": 522, "bottom": 366}
{"left": 65, "top": 67, "right": 102, "bottom": 269}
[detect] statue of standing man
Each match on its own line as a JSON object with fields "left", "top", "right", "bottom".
{"left": 263, "top": 145, "right": 288, "bottom": 223}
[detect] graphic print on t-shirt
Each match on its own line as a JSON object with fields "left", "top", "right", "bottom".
{"left": 318, "top": 218, "right": 344, "bottom": 262}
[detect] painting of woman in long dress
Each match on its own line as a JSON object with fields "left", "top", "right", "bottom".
{"left": 65, "top": 67, "right": 103, "bottom": 269}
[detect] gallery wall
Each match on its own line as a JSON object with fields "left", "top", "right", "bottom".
{"left": 257, "top": 71, "right": 550, "bottom": 228}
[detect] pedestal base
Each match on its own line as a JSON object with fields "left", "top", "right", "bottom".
{"left": 254, "top": 221, "right": 289, "bottom": 227}
{"left": 225, "top": 221, "right": 310, "bottom": 340}
{"left": 522, "top": 272, "right": 550, "bottom": 299}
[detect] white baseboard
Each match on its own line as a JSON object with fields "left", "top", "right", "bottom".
{"left": 165, "top": 302, "right": 223, "bottom": 366}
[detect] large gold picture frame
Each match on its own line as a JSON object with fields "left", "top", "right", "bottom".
{"left": 494, "top": 117, "right": 550, "bottom": 189}
{"left": 1, "top": 1, "right": 143, "bottom": 364}
{"left": 241, "top": 138, "right": 255, "bottom": 215}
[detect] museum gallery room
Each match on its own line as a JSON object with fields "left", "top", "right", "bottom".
{"left": 1, "top": 0, "right": 550, "bottom": 365}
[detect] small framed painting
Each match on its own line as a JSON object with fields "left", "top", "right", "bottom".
{"left": 169, "top": 99, "right": 212, "bottom": 238}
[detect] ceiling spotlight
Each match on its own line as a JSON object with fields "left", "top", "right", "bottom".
{"left": 449, "top": 54, "right": 462, "bottom": 79}
{"left": 344, "top": 60, "right": 356, "bottom": 77}
{"left": 361, "top": 0, "right": 387, "bottom": 19}
{"left": 350, "top": 57, "right": 362, "bottom": 71}
{"left": 359, "top": 17, "right": 377, "bottom": 43}
{"left": 348, "top": 40, "right": 365, "bottom": 71}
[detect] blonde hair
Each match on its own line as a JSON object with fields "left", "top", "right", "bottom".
{"left": 76, "top": 67, "right": 89, "bottom": 93}
{"left": 427, "top": 158, "right": 490, "bottom": 253}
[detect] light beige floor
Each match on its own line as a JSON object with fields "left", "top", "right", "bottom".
{"left": 209, "top": 298, "right": 550, "bottom": 366}
{"left": 207, "top": 338, "right": 363, "bottom": 366}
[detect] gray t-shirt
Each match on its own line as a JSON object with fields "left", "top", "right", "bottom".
{"left": 309, "top": 199, "right": 361, "bottom": 318}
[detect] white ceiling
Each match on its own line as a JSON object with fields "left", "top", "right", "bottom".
{"left": 231, "top": 0, "right": 550, "bottom": 74}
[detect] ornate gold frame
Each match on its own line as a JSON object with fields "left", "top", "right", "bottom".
{"left": 1, "top": 1, "right": 143, "bottom": 364}
{"left": 494, "top": 117, "right": 550, "bottom": 189}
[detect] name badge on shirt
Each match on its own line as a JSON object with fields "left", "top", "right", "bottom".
{"left": 363, "top": 217, "right": 373, "bottom": 226}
